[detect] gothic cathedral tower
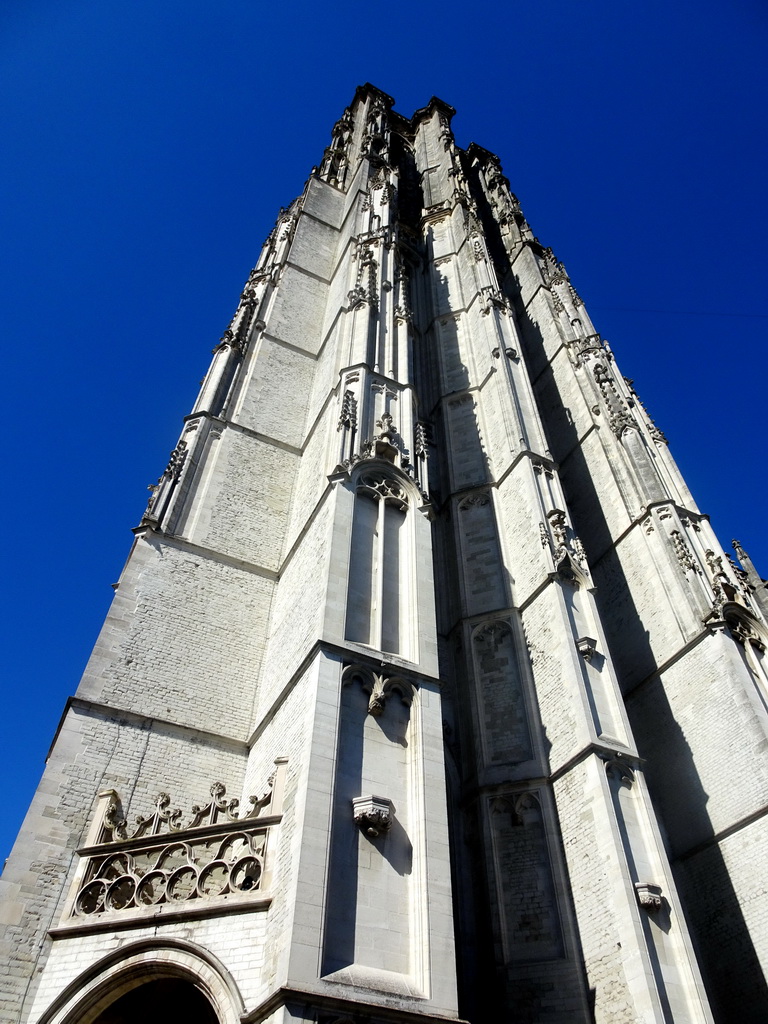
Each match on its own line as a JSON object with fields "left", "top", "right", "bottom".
{"left": 2, "top": 85, "right": 767, "bottom": 1024}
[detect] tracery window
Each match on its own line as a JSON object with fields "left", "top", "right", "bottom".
{"left": 345, "top": 470, "right": 412, "bottom": 658}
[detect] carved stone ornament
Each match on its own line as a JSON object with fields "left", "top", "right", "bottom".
{"left": 546, "top": 508, "right": 585, "bottom": 575}
{"left": 624, "top": 376, "right": 668, "bottom": 444}
{"left": 570, "top": 332, "right": 605, "bottom": 363}
{"left": 671, "top": 530, "right": 699, "bottom": 575}
{"left": 356, "top": 472, "right": 409, "bottom": 510}
{"left": 342, "top": 663, "right": 416, "bottom": 717}
{"left": 163, "top": 440, "right": 188, "bottom": 481}
{"left": 705, "top": 548, "right": 739, "bottom": 615}
{"left": 603, "top": 753, "right": 636, "bottom": 787}
{"left": 352, "top": 795, "right": 392, "bottom": 838}
{"left": 635, "top": 881, "right": 663, "bottom": 912}
{"left": 721, "top": 605, "right": 767, "bottom": 652}
{"left": 414, "top": 421, "right": 431, "bottom": 458}
{"left": 593, "top": 362, "right": 634, "bottom": 436}
{"left": 473, "top": 620, "right": 509, "bottom": 646}
{"left": 103, "top": 779, "right": 276, "bottom": 844}
{"left": 338, "top": 389, "right": 357, "bottom": 431}
{"left": 480, "top": 286, "right": 509, "bottom": 316}
{"left": 459, "top": 491, "right": 490, "bottom": 512}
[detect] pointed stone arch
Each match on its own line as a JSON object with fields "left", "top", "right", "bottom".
{"left": 36, "top": 938, "right": 244, "bottom": 1024}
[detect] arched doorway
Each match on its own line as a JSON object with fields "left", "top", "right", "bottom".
{"left": 90, "top": 978, "right": 218, "bottom": 1024}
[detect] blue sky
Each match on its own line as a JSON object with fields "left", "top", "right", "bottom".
{"left": 2, "top": 0, "right": 766, "bottom": 863}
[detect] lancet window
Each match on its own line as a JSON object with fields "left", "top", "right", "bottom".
{"left": 345, "top": 469, "right": 413, "bottom": 659}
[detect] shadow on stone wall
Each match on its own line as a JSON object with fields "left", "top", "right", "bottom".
{"left": 513, "top": 298, "right": 768, "bottom": 1022}
{"left": 421, "top": 267, "right": 592, "bottom": 1023}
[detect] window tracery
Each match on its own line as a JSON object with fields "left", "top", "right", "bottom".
{"left": 345, "top": 467, "right": 414, "bottom": 658}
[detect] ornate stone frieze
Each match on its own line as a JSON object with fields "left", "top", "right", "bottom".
{"left": 539, "top": 246, "right": 570, "bottom": 288}
{"left": 570, "top": 331, "right": 605, "bottom": 363}
{"left": 103, "top": 778, "right": 276, "bottom": 844}
{"left": 73, "top": 828, "right": 268, "bottom": 918}
{"left": 705, "top": 548, "right": 737, "bottom": 616}
{"left": 70, "top": 767, "right": 286, "bottom": 921}
{"left": 163, "top": 440, "right": 188, "bottom": 482}
{"left": 393, "top": 255, "right": 413, "bottom": 323}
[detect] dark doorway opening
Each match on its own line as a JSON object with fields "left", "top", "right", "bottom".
{"left": 91, "top": 978, "right": 218, "bottom": 1024}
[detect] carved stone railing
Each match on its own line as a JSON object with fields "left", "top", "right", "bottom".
{"left": 66, "top": 759, "right": 287, "bottom": 924}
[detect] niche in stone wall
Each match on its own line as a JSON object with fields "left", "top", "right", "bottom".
{"left": 322, "top": 665, "right": 416, "bottom": 981}
{"left": 472, "top": 620, "right": 532, "bottom": 765}
{"left": 488, "top": 792, "right": 564, "bottom": 963}
{"left": 345, "top": 468, "right": 414, "bottom": 659}
{"left": 457, "top": 492, "right": 506, "bottom": 617}
{"left": 604, "top": 757, "right": 696, "bottom": 1019}
{"left": 445, "top": 395, "right": 489, "bottom": 490}
{"left": 620, "top": 427, "right": 666, "bottom": 504}
{"left": 605, "top": 758, "right": 657, "bottom": 907}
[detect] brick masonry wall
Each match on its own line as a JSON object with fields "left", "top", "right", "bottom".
{"left": 0, "top": 704, "right": 247, "bottom": 1021}
{"left": 76, "top": 534, "right": 273, "bottom": 739}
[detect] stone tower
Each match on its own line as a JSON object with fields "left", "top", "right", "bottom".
{"left": 2, "top": 84, "right": 767, "bottom": 1024}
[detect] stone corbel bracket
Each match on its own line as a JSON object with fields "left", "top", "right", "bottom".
{"left": 352, "top": 795, "right": 393, "bottom": 838}
{"left": 576, "top": 636, "right": 597, "bottom": 661}
{"left": 635, "top": 881, "right": 663, "bottom": 912}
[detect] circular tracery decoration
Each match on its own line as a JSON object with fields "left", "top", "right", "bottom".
{"left": 73, "top": 830, "right": 266, "bottom": 916}
{"left": 75, "top": 880, "right": 107, "bottom": 916}
{"left": 136, "top": 871, "right": 166, "bottom": 905}
{"left": 198, "top": 860, "right": 229, "bottom": 897}
{"left": 105, "top": 875, "right": 136, "bottom": 911}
